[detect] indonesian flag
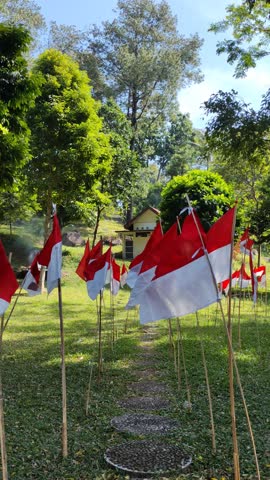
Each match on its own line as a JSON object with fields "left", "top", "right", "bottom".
{"left": 221, "top": 269, "right": 241, "bottom": 295}
{"left": 76, "top": 239, "right": 90, "bottom": 280}
{"left": 75, "top": 239, "right": 102, "bottom": 281}
{"left": 120, "top": 263, "right": 128, "bottom": 287}
{"left": 239, "top": 263, "right": 251, "bottom": 289}
{"left": 38, "top": 214, "right": 62, "bottom": 294}
{"left": 111, "top": 258, "right": 121, "bottom": 296}
{"left": 85, "top": 247, "right": 111, "bottom": 300}
{"left": 126, "top": 222, "right": 179, "bottom": 308}
{"left": 0, "top": 240, "right": 19, "bottom": 314}
{"left": 139, "top": 212, "right": 219, "bottom": 324}
{"left": 23, "top": 253, "right": 41, "bottom": 296}
{"left": 254, "top": 266, "right": 266, "bottom": 287}
{"left": 126, "top": 222, "right": 163, "bottom": 288}
{"left": 240, "top": 228, "right": 254, "bottom": 255}
{"left": 206, "top": 206, "right": 236, "bottom": 283}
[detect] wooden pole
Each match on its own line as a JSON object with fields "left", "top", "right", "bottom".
{"left": 0, "top": 316, "right": 8, "bottom": 480}
{"left": 186, "top": 196, "right": 240, "bottom": 480}
{"left": 196, "top": 312, "right": 216, "bottom": 454}
{"left": 85, "top": 362, "right": 94, "bottom": 416}
{"left": 177, "top": 317, "right": 191, "bottom": 408}
{"left": 97, "top": 291, "right": 103, "bottom": 381}
{"left": 58, "top": 279, "right": 68, "bottom": 458}
{"left": 176, "top": 319, "right": 182, "bottom": 391}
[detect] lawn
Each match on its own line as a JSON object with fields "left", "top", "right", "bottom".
{"left": 0, "top": 220, "right": 269, "bottom": 479}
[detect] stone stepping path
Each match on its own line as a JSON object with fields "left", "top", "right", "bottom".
{"left": 117, "top": 396, "right": 171, "bottom": 411}
{"left": 104, "top": 440, "right": 192, "bottom": 476}
{"left": 128, "top": 380, "right": 169, "bottom": 394}
{"left": 104, "top": 323, "right": 192, "bottom": 477}
{"left": 111, "top": 413, "right": 179, "bottom": 435}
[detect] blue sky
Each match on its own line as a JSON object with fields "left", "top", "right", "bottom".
{"left": 37, "top": 0, "right": 270, "bottom": 128}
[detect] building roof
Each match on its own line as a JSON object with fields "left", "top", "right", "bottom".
{"left": 124, "top": 206, "right": 160, "bottom": 230}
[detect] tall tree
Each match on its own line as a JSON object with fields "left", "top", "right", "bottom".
{"left": 0, "top": 0, "right": 45, "bottom": 50}
{"left": 47, "top": 22, "right": 109, "bottom": 100}
{"left": 149, "top": 112, "right": 205, "bottom": 179}
{"left": 209, "top": 0, "right": 270, "bottom": 77}
{"left": 204, "top": 89, "right": 270, "bottom": 253}
{"left": 0, "top": 23, "right": 40, "bottom": 189}
{"left": 88, "top": 0, "right": 203, "bottom": 158}
{"left": 26, "top": 49, "right": 112, "bottom": 240}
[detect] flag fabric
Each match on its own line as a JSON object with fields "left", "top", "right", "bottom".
{"left": 240, "top": 228, "right": 254, "bottom": 255}
{"left": 254, "top": 265, "right": 266, "bottom": 286}
{"left": 85, "top": 247, "right": 111, "bottom": 300}
{"left": 120, "top": 263, "right": 128, "bottom": 287}
{"left": 38, "top": 214, "right": 62, "bottom": 294}
{"left": 126, "top": 222, "right": 163, "bottom": 288}
{"left": 0, "top": 240, "right": 19, "bottom": 314}
{"left": 23, "top": 253, "right": 41, "bottom": 296}
{"left": 139, "top": 212, "right": 219, "bottom": 324}
{"left": 126, "top": 222, "right": 178, "bottom": 308}
{"left": 111, "top": 258, "right": 121, "bottom": 296}
{"left": 206, "top": 206, "right": 236, "bottom": 284}
{"left": 76, "top": 239, "right": 91, "bottom": 280}
{"left": 76, "top": 240, "right": 102, "bottom": 281}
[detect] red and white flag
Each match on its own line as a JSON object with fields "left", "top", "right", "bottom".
{"left": 38, "top": 214, "right": 62, "bottom": 294}
{"left": 111, "top": 258, "right": 121, "bottom": 296}
{"left": 126, "top": 222, "right": 178, "bottom": 308}
{"left": 23, "top": 253, "right": 41, "bottom": 296}
{"left": 139, "top": 212, "right": 218, "bottom": 324}
{"left": 240, "top": 228, "right": 254, "bottom": 255}
{"left": 221, "top": 269, "right": 241, "bottom": 295}
{"left": 206, "top": 206, "right": 236, "bottom": 284}
{"left": 0, "top": 240, "right": 19, "bottom": 314}
{"left": 120, "top": 263, "right": 128, "bottom": 287}
{"left": 126, "top": 222, "right": 163, "bottom": 288}
{"left": 85, "top": 247, "right": 111, "bottom": 300}
{"left": 76, "top": 240, "right": 102, "bottom": 281}
{"left": 254, "top": 265, "right": 266, "bottom": 287}
{"left": 76, "top": 239, "right": 90, "bottom": 280}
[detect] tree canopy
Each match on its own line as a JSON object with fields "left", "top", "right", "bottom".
{"left": 209, "top": 0, "right": 270, "bottom": 77}
{"left": 0, "top": 23, "right": 40, "bottom": 189}
{"left": 26, "top": 49, "right": 112, "bottom": 235}
{"left": 160, "top": 169, "right": 235, "bottom": 231}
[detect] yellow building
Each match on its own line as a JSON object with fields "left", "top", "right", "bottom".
{"left": 116, "top": 206, "right": 160, "bottom": 260}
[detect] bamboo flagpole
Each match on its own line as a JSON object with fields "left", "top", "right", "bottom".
{"left": 177, "top": 317, "right": 191, "bottom": 408}
{"left": 0, "top": 315, "right": 8, "bottom": 480}
{"left": 196, "top": 311, "right": 216, "bottom": 454}
{"left": 58, "top": 279, "right": 68, "bottom": 457}
{"left": 186, "top": 196, "right": 261, "bottom": 480}
{"left": 186, "top": 196, "right": 241, "bottom": 478}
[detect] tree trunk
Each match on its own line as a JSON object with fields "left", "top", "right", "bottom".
{"left": 92, "top": 206, "right": 104, "bottom": 248}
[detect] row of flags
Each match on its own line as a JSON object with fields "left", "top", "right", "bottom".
{"left": 123, "top": 208, "right": 267, "bottom": 324}
{"left": 0, "top": 207, "right": 266, "bottom": 324}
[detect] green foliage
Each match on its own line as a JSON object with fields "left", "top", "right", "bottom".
{"left": 99, "top": 99, "right": 138, "bottom": 208}
{"left": 89, "top": 0, "right": 203, "bottom": 160}
{"left": 160, "top": 169, "right": 235, "bottom": 231}
{"left": 209, "top": 1, "right": 270, "bottom": 77}
{"left": 26, "top": 49, "right": 113, "bottom": 228}
{"left": 0, "top": 0, "right": 45, "bottom": 41}
{"left": 0, "top": 23, "right": 41, "bottom": 188}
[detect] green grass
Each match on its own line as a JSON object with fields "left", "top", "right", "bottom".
{"left": 1, "top": 220, "right": 270, "bottom": 479}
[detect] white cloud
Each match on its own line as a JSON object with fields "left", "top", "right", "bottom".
{"left": 178, "top": 63, "right": 270, "bottom": 128}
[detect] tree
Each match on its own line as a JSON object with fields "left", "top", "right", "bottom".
{"left": 88, "top": 0, "right": 203, "bottom": 158}
{"left": 0, "top": 0, "right": 46, "bottom": 50}
{"left": 26, "top": 49, "right": 112, "bottom": 240}
{"left": 0, "top": 23, "right": 40, "bottom": 189}
{"left": 203, "top": 89, "right": 270, "bottom": 245}
{"left": 160, "top": 169, "right": 235, "bottom": 231}
{"left": 209, "top": 1, "right": 270, "bottom": 77}
{"left": 47, "top": 22, "right": 109, "bottom": 100}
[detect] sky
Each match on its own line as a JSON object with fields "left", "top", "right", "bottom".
{"left": 37, "top": 0, "right": 270, "bottom": 129}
